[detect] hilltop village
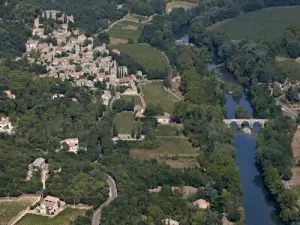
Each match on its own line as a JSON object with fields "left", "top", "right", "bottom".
{"left": 23, "top": 10, "right": 141, "bottom": 107}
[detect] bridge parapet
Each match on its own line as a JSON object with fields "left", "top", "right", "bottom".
{"left": 223, "top": 119, "right": 268, "bottom": 129}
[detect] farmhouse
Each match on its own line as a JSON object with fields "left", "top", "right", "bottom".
{"left": 163, "top": 218, "right": 179, "bottom": 225}
{"left": 3, "top": 90, "right": 16, "bottom": 99}
{"left": 156, "top": 112, "right": 171, "bottom": 124}
{"left": 193, "top": 199, "right": 210, "bottom": 209}
{"left": 32, "top": 158, "right": 46, "bottom": 170}
{"left": 0, "top": 117, "right": 14, "bottom": 134}
{"left": 39, "top": 196, "right": 60, "bottom": 215}
{"left": 60, "top": 138, "right": 79, "bottom": 153}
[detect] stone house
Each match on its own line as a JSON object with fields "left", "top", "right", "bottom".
{"left": 39, "top": 196, "right": 60, "bottom": 215}
{"left": 101, "top": 90, "right": 112, "bottom": 106}
{"left": 60, "top": 138, "right": 79, "bottom": 153}
{"left": 32, "top": 157, "right": 46, "bottom": 170}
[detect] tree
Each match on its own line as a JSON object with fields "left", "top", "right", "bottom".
{"left": 272, "top": 85, "right": 282, "bottom": 98}
{"left": 136, "top": 125, "right": 141, "bottom": 139}
{"left": 113, "top": 123, "right": 118, "bottom": 137}
{"left": 75, "top": 65, "right": 82, "bottom": 72}
{"left": 235, "top": 107, "right": 250, "bottom": 119}
{"left": 131, "top": 129, "right": 135, "bottom": 138}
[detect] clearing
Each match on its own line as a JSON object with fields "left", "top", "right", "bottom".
{"left": 0, "top": 196, "right": 38, "bottom": 225}
{"left": 166, "top": 1, "right": 198, "bottom": 14}
{"left": 114, "top": 111, "right": 141, "bottom": 133}
{"left": 109, "top": 43, "right": 171, "bottom": 72}
{"left": 141, "top": 81, "right": 179, "bottom": 114}
{"left": 211, "top": 6, "right": 300, "bottom": 41}
{"left": 109, "top": 21, "right": 142, "bottom": 42}
{"left": 16, "top": 208, "right": 85, "bottom": 225}
{"left": 120, "top": 95, "right": 142, "bottom": 106}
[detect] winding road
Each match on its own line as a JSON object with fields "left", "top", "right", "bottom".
{"left": 92, "top": 174, "right": 117, "bottom": 225}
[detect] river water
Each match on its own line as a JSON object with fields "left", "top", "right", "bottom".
{"left": 214, "top": 65, "right": 280, "bottom": 225}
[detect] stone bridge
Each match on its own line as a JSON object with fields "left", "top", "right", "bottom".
{"left": 223, "top": 119, "right": 268, "bottom": 129}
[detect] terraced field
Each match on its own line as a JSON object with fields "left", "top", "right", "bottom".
{"left": 211, "top": 6, "right": 300, "bottom": 41}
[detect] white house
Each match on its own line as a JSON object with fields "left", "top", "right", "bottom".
{"left": 60, "top": 138, "right": 79, "bottom": 153}
{"left": 3, "top": 90, "right": 16, "bottom": 99}
{"left": 39, "top": 196, "right": 60, "bottom": 215}
{"left": 156, "top": 112, "right": 171, "bottom": 125}
{"left": 193, "top": 199, "right": 210, "bottom": 209}
{"left": 0, "top": 117, "right": 14, "bottom": 134}
{"left": 163, "top": 219, "right": 179, "bottom": 225}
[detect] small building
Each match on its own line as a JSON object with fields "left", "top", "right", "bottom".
{"left": 112, "top": 49, "right": 121, "bottom": 55}
{"left": 156, "top": 112, "right": 171, "bottom": 125}
{"left": 148, "top": 186, "right": 162, "bottom": 193}
{"left": 26, "top": 40, "right": 39, "bottom": 52}
{"left": 101, "top": 90, "right": 111, "bottom": 106}
{"left": 193, "top": 199, "right": 210, "bottom": 209}
{"left": 119, "top": 76, "right": 133, "bottom": 86}
{"left": 40, "top": 196, "right": 60, "bottom": 215}
{"left": 163, "top": 218, "right": 179, "bottom": 225}
{"left": 3, "top": 90, "right": 16, "bottom": 99}
{"left": 60, "top": 138, "right": 79, "bottom": 153}
{"left": 0, "top": 117, "right": 14, "bottom": 134}
{"left": 32, "top": 158, "right": 46, "bottom": 170}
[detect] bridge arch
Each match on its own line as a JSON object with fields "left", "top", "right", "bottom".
{"left": 223, "top": 119, "right": 268, "bottom": 129}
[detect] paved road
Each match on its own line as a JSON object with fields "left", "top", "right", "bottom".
{"left": 92, "top": 174, "right": 117, "bottom": 225}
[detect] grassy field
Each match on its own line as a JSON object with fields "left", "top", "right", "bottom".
{"left": 16, "top": 208, "right": 85, "bottom": 225}
{"left": 109, "top": 20, "right": 142, "bottom": 42}
{"left": 278, "top": 59, "right": 300, "bottom": 82}
{"left": 0, "top": 196, "right": 37, "bottom": 225}
{"left": 156, "top": 125, "right": 180, "bottom": 136}
{"left": 141, "top": 81, "right": 179, "bottom": 114}
{"left": 109, "top": 43, "right": 171, "bottom": 72}
{"left": 114, "top": 112, "right": 141, "bottom": 133}
{"left": 120, "top": 95, "right": 142, "bottom": 106}
{"left": 166, "top": 1, "right": 197, "bottom": 14}
{"left": 211, "top": 6, "right": 300, "bottom": 41}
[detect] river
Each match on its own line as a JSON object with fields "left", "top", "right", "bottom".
{"left": 214, "top": 65, "right": 281, "bottom": 225}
